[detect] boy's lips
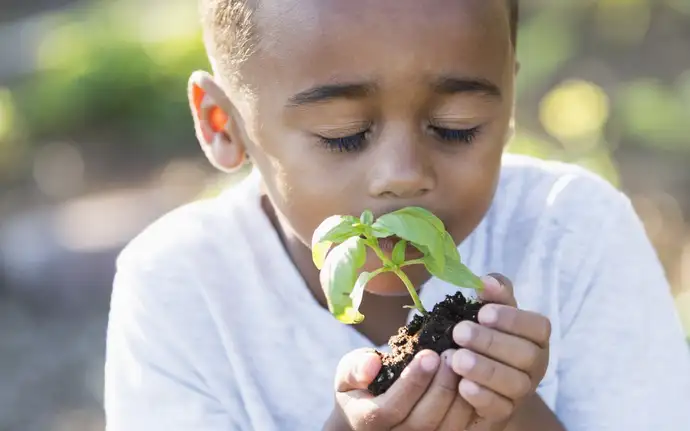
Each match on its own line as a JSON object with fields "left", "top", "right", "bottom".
{"left": 376, "top": 236, "right": 424, "bottom": 259}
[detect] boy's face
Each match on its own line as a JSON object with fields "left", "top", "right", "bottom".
{"left": 203, "top": 0, "right": 516, "bottom": 293}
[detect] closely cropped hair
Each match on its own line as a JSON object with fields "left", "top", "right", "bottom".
{"left": 199, "top": 0, "right": 257, "bottom": 80}
{"left": 201, "top": 0, "right": 518, "bottom": 79}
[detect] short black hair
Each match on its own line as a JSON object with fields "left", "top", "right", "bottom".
{"left": 201, "top": 0, "right": 519, "bottom": 80}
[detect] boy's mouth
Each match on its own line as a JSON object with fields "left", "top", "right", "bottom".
{"left": 376, "top": 236, "right": 425, "bottom": 259}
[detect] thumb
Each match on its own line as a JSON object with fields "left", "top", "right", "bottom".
{"left": 479, "top": 273, "right": 517, "bottom": 307}
{"left": 335, "top": 348, "right": 382, "bottom": 392}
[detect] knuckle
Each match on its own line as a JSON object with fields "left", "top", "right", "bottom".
{"left": 437, "top": 376, "right": 460, "bottom": 394}
{"left": 512, "top": 373, "right": 533, "bottom": 399}
{"left": 478, "top": 358, "right": 496, "bottom": 383}
{"left": 542, "top": 317, "right": 553, "bottom": 342}
{"left": 481, "top": 326, "right": 496, "bottom": 353}
{"left": 521, "top": 343, "right": 541, "bottom": 370}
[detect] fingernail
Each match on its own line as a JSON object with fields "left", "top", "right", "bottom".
{"left": 418, "top": 351, "right": 440, "bottom": 373}
{"left": 481, "top": 305, "right": 498, "bottom": 324}
{"left": 356, "top": 353, "right": 376, "bottom": 381}
{"left": 454, "top": 350, "right": 476, "bottom": 372}
{"left": 454, "top": 322, "right": 472, "bottom": 345}
{"left": 481, "top": 275, "right": 500, "bottom": 291}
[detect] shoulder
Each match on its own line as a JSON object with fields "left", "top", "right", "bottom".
{"left": 498, "top": 154, "right": 627, "bottom": 214}
{"left": 472, "top": 155, "right": 640, "bottom": 297}
{"left": 113, "top": 172, "right": 264, "bottom": 306}
{"left": 117, "top": 196, "right": 229, "bottom": 274}
{"left": 493, "top": 154, "right": 632, "bottom": 237}
{"left": 104, "top": 181, "right": 261, "bottom": 429}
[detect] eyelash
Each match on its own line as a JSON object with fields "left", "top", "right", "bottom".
{"left": 429, "top": 125, "right": 481, "bottom": 144}
{"left": 318, "top": 126, "right": 481, "bottom": 152}
{"left": 319, "top": 132, "right": 369, "bottom": 153}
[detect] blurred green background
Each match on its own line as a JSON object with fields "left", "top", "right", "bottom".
{"left": 0, "top": 0, "right": 689, "bottom": 430}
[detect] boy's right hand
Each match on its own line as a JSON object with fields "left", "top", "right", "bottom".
{"left": 325, "top": 348, "right": 475, "bottom": 430}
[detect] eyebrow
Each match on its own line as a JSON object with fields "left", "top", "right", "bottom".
{"left": 286, "top": 76, "right": 501, "bottom": 107}
{"left": 433, "top": 76, "right": 502, "bottom": 99}
{"left": 287, "top": 83, "right": 373, "bottom": 106}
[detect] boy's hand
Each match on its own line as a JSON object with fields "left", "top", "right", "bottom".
{"left": 327, "top": 348, "right": 475, "bottom": 430}
{"left": 450, "top": 274, "right": 551, "bottom": 426}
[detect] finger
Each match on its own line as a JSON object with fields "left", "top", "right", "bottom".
{"left": 458, "top": 379, "right": 514, "bottom": 422}
{"left": 437, "top": 394, "right": 475, "bottom": 431}
{"left": 371, "top": 350, "right": 440, "bottom": 427}
{"left": 453, "top": 321, "right": 541, "bottom": 371}
{"left": 478, "top": 304, "right": 552, "bottom": 348}
{"left": 451, "top": 349, "right": 532, "bottom": 401}
{"left": 478, "top": 274, "right": 516, "bottom": 306}
{"left": 335, "top": 348, "right": 382, "bottom": 392}
{"left": 333, "top": 349, "right": 383, "bottom": 430}
{"left": 394, "top": 350, "right": 458, "bottom": 430}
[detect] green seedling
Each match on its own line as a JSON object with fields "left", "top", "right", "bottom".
{"left": 311, "top": 207, "right": 483, "bottom": 324}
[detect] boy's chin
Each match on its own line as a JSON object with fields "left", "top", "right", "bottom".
{"left": 362, "top": 265, "right": 430, "bottom": 297}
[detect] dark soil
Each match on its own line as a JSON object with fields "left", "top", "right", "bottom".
{"left": 368, "top": 292, "right": 483, "bottom": 396}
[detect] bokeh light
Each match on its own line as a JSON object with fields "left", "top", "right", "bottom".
{"left": 539, "top": 79, "right": 611, "bottom": 146}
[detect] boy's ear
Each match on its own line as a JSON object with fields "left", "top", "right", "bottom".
{"left": 187, "top": 70, "right": 247, "bottom": 173}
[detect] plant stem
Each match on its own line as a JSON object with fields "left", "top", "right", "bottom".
{"left": 400, "top": 258, "right": 425, "bottom": 267}
{"left": 364, "top": 236, "right": 428, "bottom": 315}
{"left": 366, "top": 239, "right": 390, "bottom": 266}
{"left": 393, "top": 268, "right": 428, "bottom": 315}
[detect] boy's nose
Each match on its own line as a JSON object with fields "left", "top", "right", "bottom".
{"left": 367, "top": 136, "right": 436, "bottom": 199}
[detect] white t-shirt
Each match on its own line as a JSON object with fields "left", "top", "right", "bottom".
{"left": 104, "top": 154, "right": 690, "bottom": 431}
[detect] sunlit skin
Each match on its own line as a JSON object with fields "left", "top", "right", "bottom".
{"left": 189, "top": 1, "right": 563, "bottom": 428}
{"left": 192, "top": 0, "right": 515, "bottom": 343}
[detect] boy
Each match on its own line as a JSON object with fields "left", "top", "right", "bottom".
{"left": 104, "top": 0, "right": 690, "bottom": 430}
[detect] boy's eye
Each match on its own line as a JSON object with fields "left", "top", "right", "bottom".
{"left": 317, "top": 125, "right": 480, "bottom": 152}
{"left": 318, "top": 131, "right": 368, "bottom": 152}
{"left": 429, "top": 125, "right": 481, "bottom": 144}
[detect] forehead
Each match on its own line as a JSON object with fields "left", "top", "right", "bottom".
{"left": 242, "top": 0, "right": 512, "bottom": 99}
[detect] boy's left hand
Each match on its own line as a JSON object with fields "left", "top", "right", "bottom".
{"left": 450, "top": 273, "right": 551, "bottom": 425}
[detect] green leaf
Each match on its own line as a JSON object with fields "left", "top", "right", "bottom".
{"left": 311, "top": 215, "right": 360, "bottom": 269}
{"left": 320, "top": 236, "right": 367, "bottom": 324}
{"left": 393, "top": 207, "right": 445, "bottom": 232}
{"left": 351, "top": 271, "right": 373, "bottom": 312}
{"left": 422, "top": 251, "right": 445, "bottom": 276}
{"left": 360, "top": 210, "right": 374, "bottom": 225}
{"left": 443, "top": 231, "right": 461, "bottom": 263}
{"left": 430, "top": 259, "right": 483, "bottom": 291}
{"left": 372, "top": 210, "right": 445, "bottom": 268}
{"left": 371, "top": 225, "right": 394, "bottom": 238}
{"left": 392, "top": 240, "right": 408, "bottom": 265}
